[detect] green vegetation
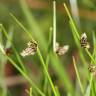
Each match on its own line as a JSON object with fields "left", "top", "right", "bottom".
{"left": 0, "top": 0, "right": 96, "bottom": 96}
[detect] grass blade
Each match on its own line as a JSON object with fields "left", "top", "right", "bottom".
{"left": 63, "top": 3, "right": 96, "bottom": 65}
{"left": 43, "top": 27, "right": 53, "bottom": 93}
{"left": 53, "top": 1, "right": 56, "bottom": 52}
{"left": 72, "top": 56, "right": 84, "bottom": 95}
{"left": 10, "top": 10, "right": 57, "bottom": 96}
{"left": 50, "top": 53, "right": 74, "bottom": 94}
{"left": 20, "top": 0, "right": 47, "bottom": 51}
{"left": 5, "top": 55, "right": 45, "bottom": 96}
{"left": 37, "top": 49, "right": 57, "bottom": 96}
{"left": 1, "top": 25, "right": 27, "bottom": 73}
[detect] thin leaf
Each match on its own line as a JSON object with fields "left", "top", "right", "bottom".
{"left": 72, "top": 56, "right": 84, "bottom": 95}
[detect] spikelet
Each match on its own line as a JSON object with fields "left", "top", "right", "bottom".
{"left": 55, "top": 42, "right": 69, "bottom": 55}
{"left": 20, "top": 41, "right": 37, "bottom": 57}
{"left": 88, "top": 64, "right": 96, "bottom": 78}
{"left": 80, "top": 33, "right": 90, "bottom": 49}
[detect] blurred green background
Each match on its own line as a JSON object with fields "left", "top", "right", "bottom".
{"left": 0, "top": 0, "right": 96, "bottom": 96}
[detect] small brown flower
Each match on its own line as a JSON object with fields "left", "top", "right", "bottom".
{"left": 55, "top": 42, "right": 69, "bottom": 55}
{"left": 88, "top": 64, "right": 96, "bottom": 78}
{"left": 80, "top": 33, "right": 90, "bottom": 49}
{"left": 5, "top": 48, "right": 12, "bottom": 55}
{"left": 20, "top": 41, "right": 37, "bottom": 57}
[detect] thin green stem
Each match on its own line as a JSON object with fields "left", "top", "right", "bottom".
{"left": 55, "top": 86, "right": 60, "bottom": 96}
{"left": 43, "top": 54, "right": 50, "bottom": 93}
{"left": 85, "top": 49, "right": 96, "bottom": 64}
{"left": 1, "top": 25, "right": 27, "bottom": 73}
{"left": 53, "top": 1, "right": 56, "bottom": 52}
{"left": 10, "top": 13, "right": 57, "bottom": 96}
{"left": 9, "top": 13, "right": 35, "bottom": 42}
{"left": 72, "top": 56, "right": 84, "bottom": 95}
{"left": 63, "top": 3, "right": 80, "bottom": 39}
{"left": 88, "top": 75, "right": 93, "bottom": 96}
{"left": 43, "top": 27, "right": 52, "bottom": 93}
{"left": 37, "top": 48, "right": 57, "bottom": 96}
{"left": 30, "top": 87, "right": 32, "bottom": 96}
{"left": 64, "top": 3, "right": 96, "bottom": 65}
{"left": 5, "top": 55, "right": 45, "bottom": 96}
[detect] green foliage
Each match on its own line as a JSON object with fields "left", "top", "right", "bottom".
{"left": 0, "top": 0, "right": 96, "bottom": 96}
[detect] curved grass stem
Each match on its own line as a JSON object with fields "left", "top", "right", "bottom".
{"left": 37, "top": 48, "right": 57, "bottom": 96}
{"left": 5, "top": 55, "right": 45, "bottom": 96}
{"left": 72, "top": 56, "right": 84, "bottom": 95}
